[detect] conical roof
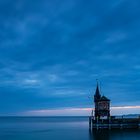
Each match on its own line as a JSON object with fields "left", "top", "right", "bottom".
{"left": 94, "top": 83, "right": 101, "bottom": 101}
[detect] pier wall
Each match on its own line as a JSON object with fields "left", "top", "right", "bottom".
{"left": 89, "top": 116, "right": 140, "bottom": 130}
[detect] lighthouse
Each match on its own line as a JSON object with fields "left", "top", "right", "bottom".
{"left": 94, "top": 83, "right": 110, "bottom": 119}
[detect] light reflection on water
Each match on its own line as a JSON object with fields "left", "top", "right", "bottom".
{"left": 0, "top": 117, "right": 139, "bottom": 140}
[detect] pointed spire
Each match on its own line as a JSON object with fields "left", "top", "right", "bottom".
{"left": 94, "top": 79, "right": 101, "bottom": 102}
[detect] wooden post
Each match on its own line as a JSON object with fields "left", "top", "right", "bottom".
{"left": 138, "top": 115, "right": 140, "bottom": 129}
{"left": 89, "top": 117, "right": 91, "bottom": 130}
{"left": 109, "top": 116, "right": 111, "bottom": 130}
{"left": 96, "top": 116, "right": 99, "bottom": 130}
{"left": 120, "top": 115, "right": 123, "bottom": 129}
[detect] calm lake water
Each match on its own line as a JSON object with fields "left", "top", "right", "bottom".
{"left": 0, "top": 117, "right": 139, "bottom": 140}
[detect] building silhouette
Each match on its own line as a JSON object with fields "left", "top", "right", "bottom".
{"left": 94, "top": 83, "right": 110, "bottom": 119}
{"left": 89, "top": 82, "right": 140, "bottom": 130}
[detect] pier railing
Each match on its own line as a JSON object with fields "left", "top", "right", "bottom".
{"left": 89, "top": 116, "right": 140, "bottom": 130}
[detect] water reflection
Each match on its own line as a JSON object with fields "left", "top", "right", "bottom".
{"left": 89, "top": 129, "right": 140, "bottom": 140}
{"left": 89, "top": 130, "right": 110, "bottom": 140}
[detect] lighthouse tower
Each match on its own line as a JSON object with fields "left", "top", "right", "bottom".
{"left": 94, "top": 83, "right": 110, "bottom": 119}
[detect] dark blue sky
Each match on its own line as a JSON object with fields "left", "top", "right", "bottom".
{"left": 0, "top": 0, "right": 140, "bottom": 115}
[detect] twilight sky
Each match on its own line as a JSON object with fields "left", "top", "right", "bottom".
{"left": 0, "top": 0, "right": 140, "bottom": 116}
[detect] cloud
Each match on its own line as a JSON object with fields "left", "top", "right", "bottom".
{"left": 21, "top": 106, "right": 140, "bottom": 116}
{"left": 47, "top": 74, "right": 60, "bottom": 83}
{"left": 105, "top": 31, "right": 127, "bottom": 44}
{"left": 0, "top": 0, "right": 140, "bottom": 115}
{"left": 22, "top": 79, "right": 40, "bottom": 85}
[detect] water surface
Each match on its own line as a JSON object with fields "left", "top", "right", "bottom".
{"left": 0, "top": 116, "right": 139, "bottom": 140}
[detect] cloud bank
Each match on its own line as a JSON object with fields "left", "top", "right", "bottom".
{"left": 0, "top": 0, "right": 140, "bottom": 115}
